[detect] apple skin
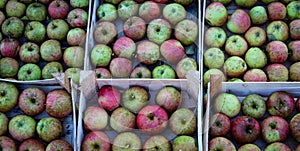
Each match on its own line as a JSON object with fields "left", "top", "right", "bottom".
{"left": 137, "top": 104, "right": 168, "bottom": 135}
{"left": 224, "top": 56, "right": 248, "bottom": 78}
{"left": 46, "top": 139, "right": 73, "bottom": 151}
{"left": 37, "top": 117, "right": 63, "bottom": 142}
{"left": 173, "top": 135, "right": 198, "bottom": 151}
{"left": 266, "top": 21, "right": 289, "bottom": 42}
{"left": 139, "top": 1, "right": 161, "bottom": 22}
{"left": 290, "top": 113, "right": 300, "bottom": 142}
{"left": 9, "top": 115, "right": 36, "bottom": 141}
{"left": 205, "top": 2, "right": 227, "bottom": 26}
{"left": 83, "top": 106, "right": 108, "bottom": 131}
{"left": 0, "top": 38, "right": 19, "bottom": 57}
{"left": 98, "top": 85, "right": 121, "bottom": 112}
{"left": 110, "top": 107, "right": 136, "bottom": 132}
{"left": 18, "top": 63, "right": 42, "bottom": 81}
{"left": 215, "top": 93, "right": 241, "bottom": 118}
{"left": 238, "top": 144, "right": 260, "bottom": 151}
{"left": 143, "top": 135, "right": 171, "bottom": 151}
{"left": 90, "top": 44, "right": 112, "bottom": 67}
{"left": 235, "top": 0, "right": 257, "bottom": 7}
{"left": 209, "top": 113, "right": 231, "bottom": 137}
{"left": 287, "top": 1, "right": 300, "bottom": 20}
{"left": 225, "top": 35, "right": 248, "bottom": 56}
{"left": 94, "top": 68, "right": 112, "bottom": 79}
{"left": 211, "top": 0, "right": 232, "bottom": 5}
{"left": 204, "top": 47, "right": 225, "bottom": 69}
{"left": 19, "top": 42, "right": 40, "bottom": 63}
{"left": 19, "top": 139, "right": 45, "bottom": 151}
{"left": 26, "top": 2, "right": 47, "bottom": 21}
{"left": 137, "top": 40, "right": 160, "bottom": 65}
{"left": 42, "top": 61, "right": 63, "bottom": 79}
{"left": 0, "top": 112, "right": 8, "bottom": 136}
{"left": 97, "top": 3, "right": 117, "bottom": 22}
{"left": 227, "top": 9, "right": 251, "bottom": 34}
{"left": 266, "top": 41, "right": 288, "bottom": 63}
{"left": 105, "top": 0, "right": 122, "bottom": 4}
{"left": 123, "top": 16, "right": 146, "bottom": 41}
{"left": 288, "top": 41, "right": 300, "bottom": 62}
{"left": 5, "top": 0, "right": 26, "bottom": 17}
{"left": 112, "top": 132, "right": 142, "bottom": 151}
{"left": 268, "top": 2, "right": 286, "bottom": 20}
{"left": 0, "top": 82, "right": 19, "bottom": 112}
{"left": 249, "top": 6, "right": 268, "bottom": 25}
{"left": 242, "top": 94, "right": 266, "bottom": 119}
{"left": 46, "top": 89, "right": 72, "bottom": 118}
{"left": 67, "top": 8, "right": 88, "bottom": 28}
{"left": 63, "top": 46, "right": 84, "bottom": 68}
{"left": 67, "top": 28, "right": 86, "bottom": 46}
{"left": 156, "top": 86, "right": 182, "bottom": 113}
{"left": 19, "top": 87, "right": 46, "bottom": 116}
{"left": 209, "top": 137, "right": 236, "bottom": 151}
{"left": 48, "top": 0, "right": 69, "bottom": 19}
{"left": 267, "top": 91, "right": 295, "bottom": 117}
{"left": 0, "top": 57, "right": 19, "bottom": 78}
{"left": 40, "top": 40, "right": 62, "bottom": 62}
{"left": 261, "top": 116, "right": 289, "bottom": 143}
{"left": 175, "top": 19, "right": 198, "bottom": 45}
{"left": 70, "top": 0, "right": 89, "bottom": 8}
{"left": 109, "top": 57, "right": 133, "bottom": 78}
{"left": 160, "top": 39, "right": 185, "bottom": 64}
{"left": 130, "top": 66, "right": 151, "bottom": 78}
{"left": 289, "top": 62, "right": 300, "bottom": 81}
{"left": 163, "top": 3, "right": 186, "bottom": 25}
{"left": 290, "top": 20, "right": 300, "bottom": 40}
{"left": 118, "top": 0, "right": 138, "bottom": 21}
{"left": 147, "top": 19, "right": 172, "bottom": 45}
{"left": 244, "top": 47, "right": 267, "bottom": 69}
{"left": 151, "top": 0, "right": 168, "bottom": 4}
{"left": 265, "top": 142, "right": 291, "bottom": 151}
{"left": 0, "top": 0, "right": 7, "bottom": 9}
{"left": 94, "top": 21, "right": 117, "bottom": 45}
{"left": 152, "top": 65, "right": 176, "bottom": 79}
{"left": 204, "top": 27, "right": 227, "bottom": 48}
{"left": 47, "top": 19, "right": 69, "bottom": 41}
{"left": 176, "top": 57, "right": 198, "bottom": 79}
{"left": 65, "top": 68, "right": 81, "bottom": 85}
{"left": 169, "top": 108, "right": 196, "bottom": 135}
{"left": 113, "top": 37, "right": 136, "bottom": 59}
{"left": 231, "top": 116, "right": 261, "bottom": 143}
{"left": 243, "top": 69, "right": 267, "bottom": 82}
{"left": 0, "top": 136, "right": 16, "bottom": 151}
{"left": 266, "top": 64, "right": 289, "bottom": 81}
{"left": 81, "top": 131, "right": 111, "bottom": 151}
{"left": 121, "top": 86, "right": 149, "bottom": 113}
{"left": 203, "top": 69, "right": 226, "bottom": 88}
{"left": 245, "top": 27, "right": 267, "bottom": 47}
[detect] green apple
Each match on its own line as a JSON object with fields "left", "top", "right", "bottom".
{"left": 122, "top": 86, "right": 148, "bottom": 113}
{"left": 205, "top": 2, "right": 227, "bottom": 26}
{"left": 90, "top": 44, "right": 112, "bottom": 67}
{"left": 235, "top": 0, "right": 257, "bottom": 7}
{"left": 211, "top": 0, "right": 232, "bottom": 5}
{"left": 6, "top": 0, "right": 26, "bottom": 17}
{"left": 47, "top": 19, "right": 69, "bottom": 40}
{"left": 152, "top": 65, "right": 176, "bottom": 79}
{"left": 0, "top": 112, "right": 8, "bottom": 136}
{"left": 203, "top": 69, "right": 226, "bottom": 87}
{"left": 215, "top": 93, "right": 241, "bottom": 118}
{"left": 40, "top": 40, "right": 62, "bottom": 62}
{"left": 1, "top": 17, "right": 24, "bottom": 38}
{"left": 42, "top": 62, "right": 63, "bottom": 79}
{"left": 8, "top": 115, "right": 36, "bottom": 141}
{"left": 266, "top": 21, "right": 289, "bottom": 41}
{"left": 261, "top": 0, "right": 278, "bottom": 4}
{"left": 25, "top": 21, "right": 46, "bottom": 43}
{"left": 163, "top": 3, "right": 186, "bottom": 25}
{"left": 0, "top": 57, "right": 19, "bottom": 78}
{"left": 204, "top": 47, "right": 225, "bottom": 69}
{"left": 0, "top": 0, "right": 7, "bottom": 9}
{"left": 204, "top": 27, "right": 227, "bottom": 48}
{"left": 225, "top": 35, "right": 248, "bottom": 56}
{"left": 244, "top": 47, "right": 267, "bottom": 69}
{"left": 245, "top": 27, "right": 267, "bottom": 47}
{"left": 172, "top": 136, "right": 197, "bottom": 151}
{"left": 224, "top": 56, "right": 247, "bottom": 78}
{"left": 18, "top": 63, "right": 41, "bottom": 81}
{"left": 118, "top": 0, "right": 138, "bottom": 20}
{"left": 65, "top": 68, "right": 81, "bottom": 85}
{"left": 249, "top": 6, "right": 268, "bottom": 25}
{"left": 97, "top": 3, "right": 117, "bottom": 21}
{"left": 0, "top": 82, "right": 19, "bottom": 112}
{"left": 26, "top": 2, "right": 47, "bottom": 21}
{"left": 176, "top": 57, "right": 198, "bottom": 79}
{"left": 70, "top": 0, "right": 89, "bottom": 8}
{"left": 242, "top": 94, "right": 266, "bottom": 119}
{"left": 175, "top": 19, "right": 198, "bottom": 45}
{"left": 287, "top": 1, "right": 300, "bottom": 20}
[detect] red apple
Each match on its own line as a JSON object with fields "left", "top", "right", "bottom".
{"left": 231, "top": 116, "right": 261, "bottom": 143}
{"left": 261, "top": 116, "right": 289, "bottom": 143}
{"left": 98, "top": 85, "right": 120, "bottom": 111}
{"left": 268, "top": 2, "right": 286, "bottom": 20}
{"left": 290, "top": 113, "right": 300, "bottom": 142}
{"left": 81, "top": 131, "right": 111, "bottom": 151}
{"left": 48, "top": 0, "right": 69, "bottom": 19}
{"left": 160, "top": 39, "right": 185, "bottom": 64}
{"left": 209, "top": 113, "right": 231, "bottom": 137}
{"left": 0, "top": 38, "right": 19, "bottom": 57}
{"left": 267, "top": 91, "right": 295, "bottom": 117}
{"left": 266, "top": 41, "right": 288, "bottom": 63}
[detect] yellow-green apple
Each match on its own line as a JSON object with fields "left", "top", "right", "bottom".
{"left": 209, "top": 113, "right": 231, "bottom": 137}
{"left": 40, "top": 40, "right": 62, "bottom": 61}
{"left": 47, "top": 19, "right": 69, "bottom": 40}
{"left": 42, "top": 61, "right": 63, "bottom": 79}
{"left": 110, "top": 107, "right": 136, "bottom": 132}
{"left": 36, "top": 117, "right": 63, "bottom": 142}
{"left": 287, "top": 1, "right": 300, "bottom": 20}
{"left": 235, "top": 0, "right": 257, "bottom": 8}
{"left": 211, "top": 0, "right": 232, "bottom": 5}
{"left": 227, "top": 9, "right": 251, "bottom": 34}
{"left": 94, "top": 21, "right": 117, "bottom": 44}
{"left": 225, "top": 35, "right": 248, "bottom": 56}
{"left": 268, "top": 2, "right": 286, "bottom": 20}
{"left": 176, "top": 57, "right": 198, "bottom": 79}
{"left": 0, "top": 11, "right": 5, "bottom": 27}
{"left": 156, "top": 86, "right": 182, "bottom": 113}
{"left": 26, "top": 2, "right": 47, "bottom": 21}
{"left": 249, "top": 6, "right": 268, "bottom": 25}
{"left": 173, "top": 0, "right": 193, "bottom": 5}
{"left": 139, "top": 1, "right": 160, "bottom": 22}
{"left": 266, "top": 63, "right": 289, "bottom": 81}
{"left": 109, "top": 57, "right": 133, "bottom": 78}
{"left": 266, "top": 21, "right": 289, "bottom": 41}
{"left": 169, "top": 108, "right": 196, "bottom": 135}
{"left": 18, "top": 63, "right": 41, "bottom": 81}
{"left": 261, "top": 116, "right": 289, "bottom": 143}
{"left": 143, "top": 135, "right": 171, "bottom": 151}
{"left": 173, "top": 136, "right": 198, "bottom": 151}
{"left": 238, "top": 144, "right": 260, "bottom": 151}
{"left": 118, "top": 0, "right": 138, "bottom": 20}
{"left": 205, "top": 2, "right": 227, "bottom": 26}
{"left": 175, "top": 19, "right": 198, "bottom": 45}
{"left": 63, "top": 46, "right": 84, "bottom": 68}
{"left": 243, "top": 69, "right": 267, "bottom": 82}
{"left": 1, "top": 17, "right": 24, "bottom": 38}
{"left": 46, "top": 89, "right": 72, "bottom": 118}
{"left": 9, "top": 115, "right": 36, "bottom": 141}
{"left": 19, "top": 42, "right": 40, "bottom": 63}
{"left": 70, "top": 0, "right": 88, "bottom": 8}
{"left": 65, "top": 68, "right": 81, "bottom": 85}
{"left": 46, "top": 139, "right": 73, "bottom": 151}
{"left": 0, "top": 0, "right": 7, "bottom": 9}
{"left": 244, "top": 47, "right": 267, "bottom": 69}
{"left": 105, "top": 0, "right": 121, "bottom": 4}
{"left": 122, "top": 86, "right": 148, "bottom": 113}
{"left": 83, "top": 106, "right": 108, "bottom": 131}
{"left": 147, "top": 19, "right": 171, "bottom": 44}
{"left": 209, "top": 137, "right": 236, "bottom": 151}
{"left": 290, "top": 62, "right": 300, "bottom": 81}
{"left": 6, "top": 0, "right": 26, "bottom": 17}
{"left": 48, "top": 0, "right": 69, "bottom": 19}
{"left": 137, "top": 40, "right": 160, "bottom": 65}
{"left": 261, "top": 0, "right": 278, "bottom": 4}
{"left": 245, "top": 27, "right": 266, "bottom": 47}
{"left": 242, "top": 94, "right": 266, "bottom": 119}
{"left": 97, "top": 3, "right": 117, "bottom": 21}
{"left": 0, "top": 82, "right": 18, "bottom": 112}
{"left": 231, "top": 116, "right": 260, "bottom": 143}
{"left": 214, "top": 93, "right": 241, "bottom": 118}
{"left": 98, "top": 85, "right": 120, "bottom": 111}
{"left": 90, "top": 44, "right": 112, "bottom": 67}
{"left": 82, "top": 131, "right": 111, "bottom": 151}
{"left": 152, "top": 65, "right": 176, "bottom": 79}
{"left": 163, "top": 3, "right": 186, "bottom": 25}
{"left": 112, "top": 132, "right": 142, "bottom": 150}
{"left": 224, "top": 56, "right": 247, "bottom": 78}
{"left": 203, "top": 69, "right": 226, "bottom": 87}
{"left": 0, "top": 57, "right": 19, "bottom": 78}
{"left": 19, "top": 87, "right": 46, "bottom": 116}
{"left": 204, "top": 27, "right": 226, "bottom": 48}
{"left": 204, "top": 47, "right": 225, "bottom": 69}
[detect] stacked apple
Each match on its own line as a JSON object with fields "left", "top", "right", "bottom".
{"left": 208, "top": 91, "right": 300, "bottom": 150}
{"left": 0, "top": 81, "right": 74, "bottom": 150}
{"left": 81, "top": 85, "right": 198, "bottom": 150}
{"left": 203, "top": 0, "right": 300, "bottom": 86}
{"left": 0, "top": 0, "right": 89, "bottom": 83}
{"left": 90, "top": 0, "right": 199, "bottom": 79}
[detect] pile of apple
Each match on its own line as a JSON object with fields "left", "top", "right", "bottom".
{"left": 0, "top": 0, "right": 89, "bottom": 83}
{"left": 81, "top": 85, "right": 198, "bottom": 150}
{"left": 0, "top": 81, "right": 74, "bottom": 150}
{"left": 208, "top": 91, "right": 300, "bottom": 150}
{"left": 203, "top": 0, "right": 300, "bottom": 86}
{"left": 90, "top": 0, "right": 199, "bottom": 79}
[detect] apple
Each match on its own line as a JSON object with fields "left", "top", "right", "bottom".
{"left": 290, "top": 62, "right": 300, "bottom": 81}
{"left": 209, "top": 113, "right": 231, "bottom": 137}
{"left": 214, "top": 93, "right": 241, "bottom": 118}
{"left": 137, "top": 105, "right": 168, "bottom": 135}
{"left": 205, "top": 2, "right": 227, "bottom": 26}
{"left": 244, "top": 47, "right": 267, "bottom": 69}
{"left": 204, "top": 27, "right": 227, "bottom": 48}
{"left": 290, "top": 113, "right": 300, "bottom": 142}
{"left": 26, "top": 2, "right": 47, "bottom": 21}
{"left": 9, "top": 115, "right": 36, "bottom": 141}
{"left": 175, "top": 19, "right": 198, "bottom": 45}
{"left": 266, "top": 41, "right": 288, "bottom": 63}
{"left": 160, "top": 39, "right": 185, "bottom": 64}
{"left": 137, "top": 40, "right": 160, "bottom": 65}
{"left": 123, "top": 16, "right": 146, "bottom": 41}
{"left": 25, "top": 21, "right": 46, "bottom": 43}
{"left": 0, "top": 0, "right": 7, "bottom": 9}
{"left": 19, "top": 139, "right": 45, "bottom": 151}
{"left": 147, "top": 19, "right": 172, "bottom": 44}
{"left": 261, "top": 116, "right": 289, "bottom": 143}
{"left": 211, "top": 0, "right": 232, "bottom": 5}
{"left": 94, "top": 68, "right": 112, "bottom": 79}
{"left": 143, "top": 135, "right": 171, "bottom": 151}
{"left": 0, "top": 57, "right": 19, "bottom": 78}
{"left": 40, "top": 40, "right": 62, "bottom": 61}
{"left": 82, "top": 131, "right": 111, "bottom": 151}
{"left": 63, "top": 46, "right": 84, "bottom": 68}
{"left": 47, "top": 19, "right": 69, "bottom": 40}
{"left": 139, "top": 1, "right": 161, "bottom": 22}
{"left": 5, "top": 0, "right": 26, "bottom": 17}
{"left": 266, "top": 21, "right": 289, "bottom": 41}
{"left": 0, "top": 11, "right": 5, "bottom": 27}
{"left": 0, "top": 82, "right": 18, "bottom": 112}
{"left": 90, "top": 44, "right": 112, "bottom": 67}
{"left": 235, "top": 0, "right": 257, "bottom": 7}
{"left": 176, "top": 57, "right": 198, "bottom": 79}
{"left": 163, "top": 3, "right": 186, "bottom": 25}
{"left": 109, "top": 57, "right": 133, "bottom": 78}
{"left": 152, "top": 65, "right": 176, "bottom": 79}
{"left": 130, "top": 66, "right": 151, "bottom": 78}
{"left": 290, "top": 20, "right": 300, "bottom": 40}
{"left": 65, "top": 68, "right": 81, "bottom": 85}
{"left": 117, "top": 0, "right": 138, "bottom": 20}
{"left": 36, "top": 117, "right": 63, "bottom": 142}
{"left": 204, "top": 47, "right": 225, "bottom": 69}
{"left": 243, "top": 69, "right": 267, "bottom": 82}
{"left": 267, "top": 91, "right": 295, "bottom": 117}
{"left": 94, "top": 21, "right": 117, "bottom": 44}
{"left": 98, "top": 85, "right": 121, "bottom": 111}
{"left": 1, "top": 17, "right": 24, "bottom": 38}
{"left": 173, "top": 136, "right": 198, "bottom": 151}
{"left": 48, "top": 0, "right": 69, "bottom": 19}
{"left": 0, "top": 38, "right": 19, "bottom": 57}
{"left": 18, "top": 63, "right": 41, "bottom": 81}
{"left": 288, "top": 41, "right": 300, "bottom": 62}
{"left": 249, "top": 6, "right": 268, "bottom": 25}
{"left": 224, "top": 56, "right": 247, "bottom": 78}
{"left": 0, "top": 112, "right": 8, "bottom": 136}
{"left": 238, "top": 144, "right": 260, "bottom": 151}
{"left": 112, "top": 132, "right": 142, "bottom": 150}
{"left": 122, "top": 86, "right": 149, "bottom": 113}
{"left": 156, "top": 86, "right": 182, "bottom": 113}
{"left": 170, "top": 108, "right": 196, "bottom": 135}
{"left": 0, "top": 136, "right": 16, "bottom": 151}
{"left": 42, "top": 61, "right": 63, "bottom": 79}
{"left": 203, "top": 69, "right": 226, "bottom": 87}
{"left": 268, "top": 2, "right": 286, "bottom": 20}
{"left": 209, "top": 137, "right": 236, "bottom": 151}
{"left": 227, "top": 9, "right": 251, "bottom": 34}
{"left": 232, "top": 116, "right": 260, "bottom": 143}
{"left": 67, "top": 28, "right": 86, "bottom": 46}
{"left": 110, "top": 107, "right": 136, "bottom": 132}
{"left": 225, "top": 35, "right": 248, "bottom": 56}
{"left": 113, "top": 37, "right": 136, "bottom": 59}
{"left": 83, "top": 106, "right": 108, "bottom": 131}
{"left": 46, "top": 89, "right": 72, "bottom": 118}
{"left": 266, "top": 64, "right": 289, "bottom": 81}
{"left": 19, "top": 42, "right": 40, "bottom": 63}
{"left": 287, "top": 1, "right": 300, "bottom": 20}
{"left": 19, "top": 87, "right": 46, "bottom": 116}
{"left": 46, "top": 139, "right": 73, "bottom": 151}
{"left": 245, "top": 26, "right": 267, "bottom": 47}
{"left": 97, "top": 3, "right": 117, "bottom": 22}
{"left": 70, "top": 0, "right": 89, "bottom": 8}
{"left": 265, "top": 142, "right": 291, "bottom": 151}
{"left": 67, "top": 8, "right": 88, "bottom": 28}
